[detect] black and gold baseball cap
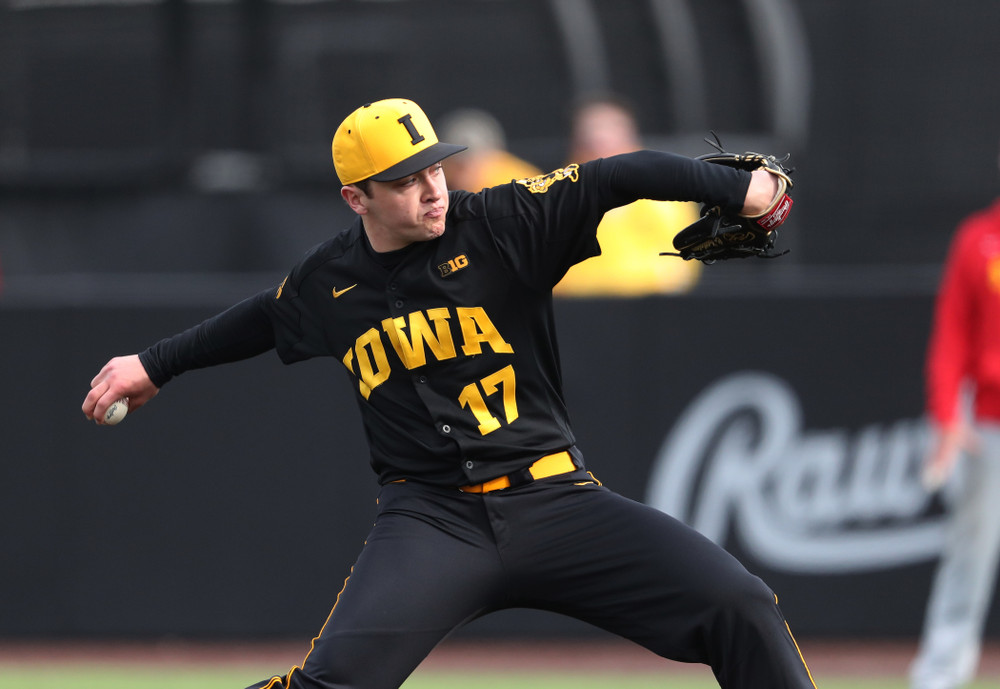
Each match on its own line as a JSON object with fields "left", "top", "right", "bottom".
{"left": 333, "top": 98, "right": 467, "bottom": 185}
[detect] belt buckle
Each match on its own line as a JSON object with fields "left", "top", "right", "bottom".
{"left": 461, "top": 451, "right": 576, "bottom": 494}
{"left": 459, "top": 450, "right": 577, "bottom": 494}
{"left": 479, "top": 475, "right": 512, "bottom": 493}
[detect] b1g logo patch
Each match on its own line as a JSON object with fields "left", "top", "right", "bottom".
{"left": 438, "top": 254, "right": 469, "bottom": 277}
{"left": 517, "top": 164, "right": 580, "bottom": 194}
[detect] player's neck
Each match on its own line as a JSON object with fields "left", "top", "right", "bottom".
{"left": 362, "top": 222, "right": 408, "bottom": 253}
{"left": 362, "top": 219, "right": 444, "bottom": 253}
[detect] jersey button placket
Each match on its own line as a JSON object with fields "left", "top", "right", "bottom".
{"left": 388, "top": 283, "right": 404, "bottom": 311}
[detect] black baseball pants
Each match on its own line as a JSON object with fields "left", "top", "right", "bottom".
{"left": 249, "top": 471, "right": 816, "bottom": 689}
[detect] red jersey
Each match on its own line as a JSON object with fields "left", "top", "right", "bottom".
{"left": 927, "top": 199, "right": 1000, "bottom": 425}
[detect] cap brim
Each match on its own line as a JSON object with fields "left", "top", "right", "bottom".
{"left": 368, "top": 142, "right": 468, "bottom": 182}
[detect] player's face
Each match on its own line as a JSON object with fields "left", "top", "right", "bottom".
{"left": 360, "top": 163, "right": 450, "bottom": 252}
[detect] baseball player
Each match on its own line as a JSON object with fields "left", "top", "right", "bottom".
{"left": 82, "top": 98, "right": 814, "bottom": 689}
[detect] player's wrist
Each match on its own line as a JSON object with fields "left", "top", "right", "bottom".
{"left": 138, "top": 347, "right": 171, "bottom": 389}
{"left": 740, "top": 171, "right": 792, "bottom": 229}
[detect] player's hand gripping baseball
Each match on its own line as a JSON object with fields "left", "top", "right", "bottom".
{"left": 82, "top": 354, "right": 159, "bottom": 425}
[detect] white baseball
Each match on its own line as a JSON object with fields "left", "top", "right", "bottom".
{"left": 103, "top": 397, "right": 129, "bottom": 426}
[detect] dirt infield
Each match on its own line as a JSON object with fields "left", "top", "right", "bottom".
{"left": 2, "top": 638, "right": 1000, "bottom": 678}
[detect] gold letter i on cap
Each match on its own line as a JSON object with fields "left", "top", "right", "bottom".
{"left": 398, "top": 114, "right": 425, "bottom": 145}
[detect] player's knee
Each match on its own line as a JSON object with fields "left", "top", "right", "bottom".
{"left": 707, "top": 570, "right": 777, "bottom": 625}
{"left": 737, "top": 574, "right": 778, "bottom": 616}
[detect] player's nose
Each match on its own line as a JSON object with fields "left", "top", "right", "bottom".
{"left": 420, "top": 175, "right": 445, "bottom": 200}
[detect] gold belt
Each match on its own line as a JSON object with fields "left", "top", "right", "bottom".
{"left": 459, "top": 451, "right": 575, "bottom": 494}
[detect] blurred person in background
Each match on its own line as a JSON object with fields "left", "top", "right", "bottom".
{"left": 439, "top": 108, "right": 542, "bottom": 192}
{"left": 912, "top": 144, "right": 1000, "bottom": 689}
{"left": 554, "top": 92, "right": 702, "bottom": 297}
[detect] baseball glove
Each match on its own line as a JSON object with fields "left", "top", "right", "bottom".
{"left": 662, "top": 134, "right": 794, "bottom": 264}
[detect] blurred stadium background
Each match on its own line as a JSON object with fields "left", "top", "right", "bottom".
{"left": 3, "top": 0, "right": 1000, "bottom": 680}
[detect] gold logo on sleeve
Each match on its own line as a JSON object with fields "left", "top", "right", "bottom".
{"left": 516, "top": 164, "right": 580, "bottom": 194}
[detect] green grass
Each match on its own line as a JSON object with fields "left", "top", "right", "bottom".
{"left": 0, "top": 669, "right": 671, "bottom": 689}
{"left": 0, "top": 666, "right": 252, "bottom": 689}
{"left": 3, "top": 665, "right": 999, "bottom": 689}
{"left": 0, "top": 667, "right": 941, "bottom": 689}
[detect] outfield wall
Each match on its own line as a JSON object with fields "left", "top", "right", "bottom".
{"left": 2, "top": 292, "right": 984, "bottom": 640}
{"left": 4, "top": 0, "right": 1000, "bottom": 274}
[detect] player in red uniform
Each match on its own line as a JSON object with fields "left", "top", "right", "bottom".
{"left": 913, "top": 190, "right": 1000, "bottom": 689}
{"left": 83, "top": 98, "right": 814, "bottom": 689}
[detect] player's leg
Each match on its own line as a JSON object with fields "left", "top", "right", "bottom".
{"left": 247, "top": 482, "right": 506, "bottom": 689}
{"left": 491, "top": 476, "right": 815, "bottom": 689}
{"left": 911, "top": 423, "right": 1000, "bottom": 689}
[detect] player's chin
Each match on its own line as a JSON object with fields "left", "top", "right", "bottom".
{"left": 423, "top": 219, "right": 446, "bottom": 240}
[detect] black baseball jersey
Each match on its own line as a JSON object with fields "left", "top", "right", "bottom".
{"left": 264, "top": 166, "right": 596, "bottom": 486}
{"left": 140, "top": 151, "right": 750, "bottom": 487}
{"left": 260, "top": 154, "right": 744, "bottom": 486}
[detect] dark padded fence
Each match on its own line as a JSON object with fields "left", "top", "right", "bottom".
{"left": 2, "top": 293, "right": 985, "bottom": 640}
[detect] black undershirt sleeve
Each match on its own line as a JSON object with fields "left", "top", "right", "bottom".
{"left": 138, "top": 289, "right": 277, "bottom": 388}
{"left": 597, "top": 149, "right": 751, "bottom": 214}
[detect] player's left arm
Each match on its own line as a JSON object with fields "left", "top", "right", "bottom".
{"left": 742, "top": 169, "right": 782, "bottom": 216}
{"left": 598, "top": 150, "right": 753, "bottom": 213}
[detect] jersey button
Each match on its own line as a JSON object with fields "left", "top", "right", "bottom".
{"left": 418, "top": 376, "right": 428, "bottom": 384}
{"left": 394, "top": 299, "right": 405, "bottom": 308}
{"left": 441, "top": 424, "right": 452, "bottom": 434}
{"left": 389, "top": 283, "right": 398, "bottom": 291}
{"left": 465, "top": 460, "right": 474, "bottom": 470}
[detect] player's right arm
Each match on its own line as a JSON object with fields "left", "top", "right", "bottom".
{"left": 82, "top": 289, "right": 277, "bottom": 424}
{"left": 83, "top": 354, "right": 159, "bottom": 424}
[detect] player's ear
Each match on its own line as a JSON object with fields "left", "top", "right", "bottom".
{"left": 341, "top": 185, "right": 370, "bottom": 215}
